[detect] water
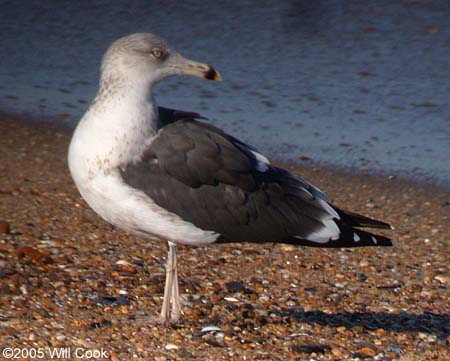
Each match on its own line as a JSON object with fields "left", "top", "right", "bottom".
{"left": 1, "top": 0, "right": 449, "bottom": 186}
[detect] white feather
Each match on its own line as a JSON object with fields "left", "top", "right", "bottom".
{"left": 68, "top": 76, "right": 219, "bottom": 246}
{"left": 296, "top": 218, "right": 340, "bottom": 244}
{"left": 250, "top": 150, "right": 270, "bottom": 172}
{"left": 73, "top": 169, "right": 219, "bottom": 245}
{"left": 251, "top": 150, "right": 270, "bottom": 164}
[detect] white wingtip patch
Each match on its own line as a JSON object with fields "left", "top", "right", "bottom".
{"left": 371, "top": 236, "right": 378, "bottom": 244}
{"left": 353, "top": 232, "right": 361, "bottom": 242}
{"left": 304, "top": 219, "right": 341, "bottom": 244}
{"left": 256, "top": 161, "right": 269, "bottom": 172}
{"left": 251, "top": 150, "right": 270, "bottom": 164}
{"left": 251, "top": 150, "right": 270, "bottom": 172}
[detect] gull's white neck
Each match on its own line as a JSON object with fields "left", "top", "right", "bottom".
{"left": 68, "top": 74, "right": 158, "bottom": 183}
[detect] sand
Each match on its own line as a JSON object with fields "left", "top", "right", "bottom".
{"left": 0, "top": 117, "right": 449, "bottom": 360}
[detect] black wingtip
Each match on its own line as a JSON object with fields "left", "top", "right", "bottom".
{"left": 286, "top": 227, "right": 395, "bottom": 248}
{"left": 335, "top": 207, "right": 393, "bottom": 230}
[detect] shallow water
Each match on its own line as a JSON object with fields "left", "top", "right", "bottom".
{"left": 0, "top": 0, "right": 449, "bottom": 186}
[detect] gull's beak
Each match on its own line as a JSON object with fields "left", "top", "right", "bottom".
{"left": 168, "top": 54, "right": 221, "bottom": 81}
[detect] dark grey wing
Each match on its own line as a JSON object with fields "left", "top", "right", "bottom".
{"left": 121, "top": 116, "right": 393, "bottom": 246}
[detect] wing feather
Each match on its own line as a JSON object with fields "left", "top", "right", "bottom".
{"left": 120, "top": 110, "right": 393, "bottom": 246}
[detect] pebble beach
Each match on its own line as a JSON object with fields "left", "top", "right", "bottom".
{"left": 0, "top": 117, "right": 448, "bottom": 360}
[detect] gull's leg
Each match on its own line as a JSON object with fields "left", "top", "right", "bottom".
{"left": 170, "top": 243, "right": 182, "bottom": 322}
{"left": 160, "top": 242, "right": 174, "bottom": 322}
{"left": 159, "top": 241, "right": 182, "bottom": 323}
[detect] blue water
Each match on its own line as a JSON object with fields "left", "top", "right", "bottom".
{"left": 1, "top": 0, "right": 449, "bottom": 186}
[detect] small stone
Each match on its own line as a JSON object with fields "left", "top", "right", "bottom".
{"left": 386, "top": 346, "right": 404, "bottom": 354}
{"left": 203, "top": 334, "right": 226, "bottom": 347}
{"left": 331, "top": 348, "right": 344, "bottom": 357}
{"left": 115, "top": 259, "right": 133, "bottom": 266}
{"left": 224, "top": 296, "right": 239, "bottom": 303}
{"left": 224, "top": 281, "right": 247, "bottom": 293}
{"left": 52, "top": 281, "right": 65, "bottom": 288}
{"left": 115, "top": 259, "right": 136, "bottom": 272}
{"left": 0, "top": 221, "right": 10, "bottom": 234}
{"left": 434, "top": 274, "right": 449, "bottom": 284}
{"left": 355, "top": 347, "right": 376, "bottom": 357}
{"left": 359, "top": 258, "right": 369, "bottom": 267}
{"left": 199, "top": 325, "right": 224, "bottom": 335}
{"left": 292, "top": 343, "right": 331, "bottom": 354}
{"left": 374, "top": 353, "right": 386, "bottom": 360}
{"left": 16, "top": 245, "right": 53, "bottom": 264}
{"left": 77, "top": 338, "right": 92, "bottom": 348}
{"left": 164, "top": 343, "right": 179, "bottom": 351}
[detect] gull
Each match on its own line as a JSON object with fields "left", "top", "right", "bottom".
{"left": 68, "top": 33, "right": 393, "bottom": 323}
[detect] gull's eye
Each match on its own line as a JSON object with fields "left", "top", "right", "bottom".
{"left": 151, "top": 49, "right": 164, "bottom": 59}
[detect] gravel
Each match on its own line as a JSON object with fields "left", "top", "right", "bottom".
{"left": 1, "top": 117, "right": 449, "bottom": 360}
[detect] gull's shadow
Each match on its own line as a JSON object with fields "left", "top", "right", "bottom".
{"left": 277, "top": 309, "right": 450, "bottom": 337}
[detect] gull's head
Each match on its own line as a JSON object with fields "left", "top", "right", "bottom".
{"left": 100, "top": 33, "right": 221, "bottom": 86}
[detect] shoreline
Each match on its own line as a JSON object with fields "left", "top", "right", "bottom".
{"left": 1, "top": 115, "right": 449, "bottom": 359}
{"left": 2, "top": 111, "right": 449, "bottom": 192}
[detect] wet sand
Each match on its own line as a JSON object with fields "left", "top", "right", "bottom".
{"left": 0, "top": 117, "right": 449, "bottom": 360}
